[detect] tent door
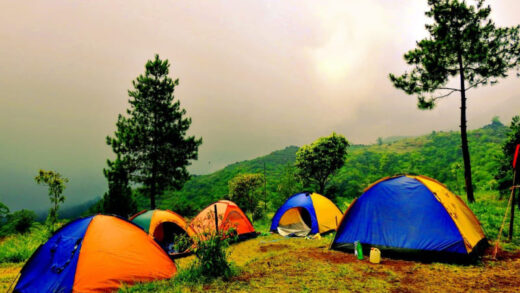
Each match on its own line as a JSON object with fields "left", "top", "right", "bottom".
{"left": 277, "top": 208, "right": 312, "bottom": 237}
{"left": 154, "top": 222, "right": 191, "bottom": 254}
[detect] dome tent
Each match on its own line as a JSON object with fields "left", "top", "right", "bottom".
{"left": 331, "top": 175, "right": 487, "bottom": 261}
{"left": 270, "top": 192, "right": 343, "bottom": 237}
{"left": 130, "top": 209, "right": 195, "bottom": 253}
{"left": 189, "top": 200, "right": 257, "bottom": 240}
{"left": 15, "top": 215, "right": 176, "bottom": 293}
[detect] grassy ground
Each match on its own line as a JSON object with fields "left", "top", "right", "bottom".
{"left": 1, "top": 193, "right": 520, "bottom": 292}
{"left": 122, "top": 234, "right": 520, "bottom": 292}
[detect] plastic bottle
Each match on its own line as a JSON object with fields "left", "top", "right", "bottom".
{"left": 354, "top": 241, "right": 363, "bottom": 260}
{"left": 369, "top": 247, "right": 381, "bottom": 264}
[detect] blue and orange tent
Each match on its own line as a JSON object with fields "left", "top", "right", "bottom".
{"left": 271, "top": 192, "right": 343, "bottom": 236}
{"left": 15, "top": 215, "right": 176, "bottom": 292}
{"left": 331, "top": 175, "right": 487, "bottom": 260}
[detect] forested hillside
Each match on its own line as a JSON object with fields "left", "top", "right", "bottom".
{"left": 137, "top": 120, "right": 508, "bottom": 217}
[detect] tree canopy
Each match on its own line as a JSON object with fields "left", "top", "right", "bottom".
{"left": 34, "top": 169, "right": 68, "bottom": 231}
{"left": 106, "top": 54, "right": 202, "bottom": 209}
{"left": 295, "top": 133, "right": 349, "bottom": 195}
{"left": 228, "top": 173, "right": 265, "bottom": 216}
{"left": 389, "top": 0, "right": 520, "bottom": 203}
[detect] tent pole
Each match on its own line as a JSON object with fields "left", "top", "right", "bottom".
{"left": 214, "top": 204, "right": 219, "bottom": 234}
{"left": 509, "top": 169, "right": 517, "bottom": 242}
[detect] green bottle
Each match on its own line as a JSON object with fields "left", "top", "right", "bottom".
{"left": 355, "top": 241, "right": 363, "bottom": 260}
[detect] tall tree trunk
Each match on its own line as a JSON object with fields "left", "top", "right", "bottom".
{"left": 458, "top": 52, "right": 475, "bottom": 203}
{"left": 319, "top": 180, "right": 325, "bottom": 195}
{"left": 150, "top": 179, "right": 156, "bottom": 210}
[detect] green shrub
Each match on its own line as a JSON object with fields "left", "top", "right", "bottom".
{"left": 0, "top": 223, "right": 49, "bottom": 263}
{"left": 179, "top": 229, "right": 238, "bottom": 283}
{"left": 0, "top": 209, "right": 36, "bottom": 236}
{"left": 252, "top": 207, "right": 264, "bottom": 222}
{"left": 12, "top": 210, "right": 36, "bottom": 234}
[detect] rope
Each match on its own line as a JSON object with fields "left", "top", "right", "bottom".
{"left": 492, "top": 186, "right": 515, "bottom": 259}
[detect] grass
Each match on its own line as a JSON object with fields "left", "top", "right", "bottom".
{"left": 0, "top": 223, "right": 49, "bottom": 263}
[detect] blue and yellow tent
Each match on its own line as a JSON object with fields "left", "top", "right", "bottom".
{"left": 271, "top": 192, "right": 343, "bottom": 236}
{"left": 331, "top": 175, "right": 487, "bottom": 259}
{"left": 15, "top": 215, "right": 176, "bottom": 292}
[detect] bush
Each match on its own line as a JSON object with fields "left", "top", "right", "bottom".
{"left": 179, "top": 229, "right": 238, "bottom": 283}
{"left": 252, "top": 206, "right": 264, "bottom": 222}
{"left": 12, "top": 209, "right": 36, "bottom": 234}
{"left": 0, "top": 209, "right": 36, "bottom": 236}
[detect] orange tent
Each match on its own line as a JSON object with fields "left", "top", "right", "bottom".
{"left": 190, "top": 200, "right": 257, "bottom": 240}
{"left": 130, "top": 210, "right": 195, "bottom": 241}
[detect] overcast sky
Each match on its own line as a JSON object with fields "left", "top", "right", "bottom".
{"left": 1, "top": 0, "right": 519, "bottom": 211}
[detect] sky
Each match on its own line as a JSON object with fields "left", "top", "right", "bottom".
{"left": 1, "top": 0, "right": 519, "bottom": 211}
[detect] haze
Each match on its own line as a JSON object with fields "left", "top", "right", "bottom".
{"left": 1, "top": 0, "right": 519, "bottom": 211}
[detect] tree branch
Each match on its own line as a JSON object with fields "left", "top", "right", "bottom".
{"left": 466, "top": 78, "right": 488, "bottom": 90}
{"left": 438, "top": 87, "right": 461, "bottom": 91}
{"left": 433, "top": 89, "right": 458, "bottom": 100}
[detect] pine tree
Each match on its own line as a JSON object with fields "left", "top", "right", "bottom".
{"left": 390, "top": 0, "right": 520, "bottom": 202}
{"left": 107, "top": 55, "right": 202, "bottom": 209}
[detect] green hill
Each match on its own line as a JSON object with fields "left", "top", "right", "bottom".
{"left": 137, "top": 120, "right": 508, "bottom": 217}
{"left": 144, "top": 146, "right": 300, "bottom": 216}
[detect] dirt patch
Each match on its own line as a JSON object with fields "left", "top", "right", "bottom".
{"left": 258, "top": 243, "right": 290, "bottom": 252}
{"left": 301, "top": 247, "right": 357, "bottom": 264}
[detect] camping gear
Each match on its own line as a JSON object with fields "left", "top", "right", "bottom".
{"left": 370, "top": 248, "right": 381, "bottom": 264}
{"left": 14, "top": 215, "right": 176, "bottom": 293}
{"left": 189, "top": 200, "right": 257, "bottom": 240}
{"left": 331, "top": 175, "right": 487, "bottom": 260}
{"left": 130, "top": 209, "right": 195, "bottom": 254}
{"left": 270, "top": 192, "right": 343, "bottom": 237}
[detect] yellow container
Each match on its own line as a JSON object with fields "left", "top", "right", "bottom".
{"left": 369, "top": 248, "right": 381, "bottom": 264}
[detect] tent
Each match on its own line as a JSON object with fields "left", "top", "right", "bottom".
{"left": 189, "top": 200, "right": 256, "bottom": 240}
{"left": 15, "top": 215, "right": 176, "bottom": 293}
{"left": 130, "top": 209, "right": 195, "bottom": 253}
{"left": 331, "top": 175, "right": 487, "bottom": 260}
{"left": 270, "top": 192, "right": 343, "bottom": 236}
